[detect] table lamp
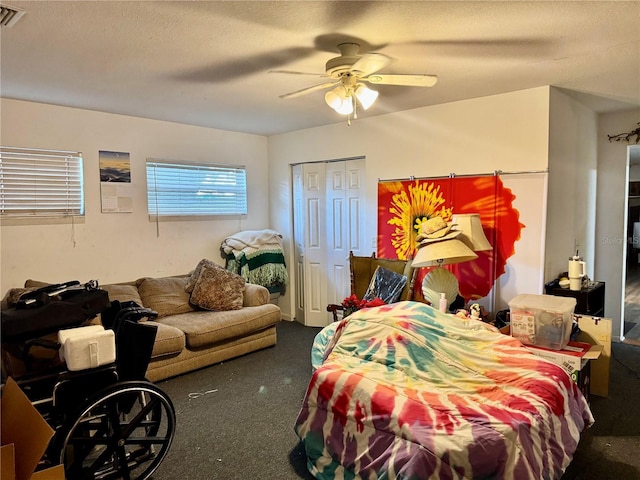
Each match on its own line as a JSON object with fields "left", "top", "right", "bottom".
{"left": 412, "top": 214, "right": 491, "bottom": 310}
{"left": 452, "top": 213, "right": 492, "bottom": 252}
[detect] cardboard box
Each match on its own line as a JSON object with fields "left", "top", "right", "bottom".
{"left": 525, "top": 341, "right": 603, "bottom": 401}
{"left": 1, "top": 378, "right": 65, "bottom": 480}
{"left": 575, "top": 315, "right": 612, "bottom": 398}
{"left": 498, "top": 316, "right": 612, "bottom": 398}
{"left": 525, "top": 341, "right": 601, "bottom": 378}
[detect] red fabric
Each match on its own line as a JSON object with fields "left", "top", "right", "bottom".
{"left": 377, "top": 176, "right": 523, "bottom": 302}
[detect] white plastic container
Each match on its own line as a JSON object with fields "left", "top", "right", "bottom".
{"left": 438, "top": 293, "right": 447, "bottom": 313}
{"left": 58, "top": 325, "right": 116, "bottom": 371}
{"left": 508, "top": 294, "right": 576, "bottom": 350}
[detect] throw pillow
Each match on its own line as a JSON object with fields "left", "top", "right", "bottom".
{"left": 137, "top": 276, "right": 196, "bottom": 317}
{"left": 185, "top": 259, "right": 225, "bottom": 293}
{"left": 362, "top": 266, "right": 407, "bottom": 304}
{"left": 24, "top": 279, "right": 52, "bottom": 288}
{"left": 190, "top": 264, "right": 245, "bottom": 311}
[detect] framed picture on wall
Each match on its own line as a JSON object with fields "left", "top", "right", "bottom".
{"left": 99, "top": 150, "right": 133, "bottom": 213}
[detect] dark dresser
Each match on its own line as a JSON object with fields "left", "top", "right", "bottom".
{"left": 544, "top": 280, "right": 605, "bottom": 317}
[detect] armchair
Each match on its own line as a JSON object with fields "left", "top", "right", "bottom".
{"left": 326, "top": 251, "right": 416, "bottom": 322}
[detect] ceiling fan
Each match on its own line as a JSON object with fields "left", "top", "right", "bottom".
{"left": 271, "top": 42, "right": 438, "bottom": 123}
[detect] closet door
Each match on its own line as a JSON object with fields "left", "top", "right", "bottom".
{"left": 326, "top": 159, "right": 366, "bottom": 307}
{"left": 293, "top": 159, "right": 366, "bottom": 327}
{"left": 295, "top": 162, "right": 328, "bottom": 327}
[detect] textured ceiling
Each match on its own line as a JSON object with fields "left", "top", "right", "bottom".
{"left": 1, "top": 1, "right": 639, "bottom": 136}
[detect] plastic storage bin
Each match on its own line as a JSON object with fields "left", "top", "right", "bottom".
{"left": 508, "top": 294, "right": 576, "bottom": 350}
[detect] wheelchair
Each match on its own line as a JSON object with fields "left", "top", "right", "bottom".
{"left": 1, "top": 281, "right": 176, "bottom": 480}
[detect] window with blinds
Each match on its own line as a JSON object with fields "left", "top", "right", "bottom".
{"left": 0, "top": 146, "right": 84, "bottom": 218}
{"left": 146, "top": 159, "right": 247, "bottom": 217}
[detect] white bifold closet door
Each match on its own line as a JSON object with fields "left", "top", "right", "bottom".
{"left": 292, "top": 158, "right": 366, "bottom": 327}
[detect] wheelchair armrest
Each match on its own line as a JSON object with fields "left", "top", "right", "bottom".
{"left": 21, "top": 337, "right": 61, "bottom": 372}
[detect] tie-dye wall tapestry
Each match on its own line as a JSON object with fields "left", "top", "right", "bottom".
{"left": 377, "top": 175, "right": 524, "bottom": 303}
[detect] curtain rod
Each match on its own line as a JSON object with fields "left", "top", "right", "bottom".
{"left": 291, "top": 155, "right": 365, "bottom": 167}
{"left": 378, "top": 169, "right": 548, "bottom": 182}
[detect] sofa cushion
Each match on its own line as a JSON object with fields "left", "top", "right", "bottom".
{"left": 150, "top": 323, "right": 186, "bottom": 358}
{"left": 3, "top": 287, "right": 37, "bottom": 309}
{"left": 24, "top": 279, "right": 52, "bottom": 288}
{"left": 102, "top": 284, "right": 143, "bottom": 306}
{"left": 190, "top": 264, "right": 245, "bottom": 311}
{"left": 157, "top": 304, "right": 281, "bottom": 349}
{"left": 137, "top": 276, "right": 196, "bottom": 317}
{"left": 242, "top": 283, "right": 269, "bottom": 307}
{"left": 185, "top": 259, "right": 222, "bottom": 293}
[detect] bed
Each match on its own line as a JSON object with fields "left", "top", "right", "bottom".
{"left": 295, "top": 301, "right": 593, "bottom": 480}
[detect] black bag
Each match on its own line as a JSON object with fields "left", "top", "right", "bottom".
{"left": 13, "top": 280, "right": 92, "bottom": 309}
{"left": 1, "top": 281, "right": 111, "bottom": 341}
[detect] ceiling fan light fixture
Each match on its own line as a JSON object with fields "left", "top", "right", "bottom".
{"left": 355, "top": 84, "right": 378, "bottom": 110}
{"left": 334, "top": 96, "right": 354, "bottom": 115}
{"left": 276, "top": 41, "right": 439, "bottom": 125}
{"left": 324, "top": 86, "right": 346, "bottom": 110}
{"left": 325, "top": 85, "right": 353, "bottom": 115}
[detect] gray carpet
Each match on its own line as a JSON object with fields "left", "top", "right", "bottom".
{"left": 562, "top": 342, "right": 640, "bottom": 479}
{"left": 152, "top": 320, "right": 319, "bottom": 480}
{"left": 151, "top": 320, "right": 640, "bottom": 480}
{"left": 624, "top": 322, "right": 640, "bottom": 342}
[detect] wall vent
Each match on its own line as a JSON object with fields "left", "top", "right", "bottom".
{"left": 0, "top": 3, "right": 26, "bottom": 27}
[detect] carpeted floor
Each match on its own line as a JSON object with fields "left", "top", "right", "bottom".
{"left": 151, "top": 320, "right": 640, "bottom": 480}
{"left": 562, "top": 341, "right": 640, "bottom": 479}
{"left": 152, "top": 320, "right": 319, "bottom": 480}
{"left": 624, "top": 321, "right": 640, "bottom": 344}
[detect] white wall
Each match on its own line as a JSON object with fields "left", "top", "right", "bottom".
{"left": 596, "top": 108, "right": 640, "bottom": 341}
{"left": 547, "top": 89, "right": 599, "bottom": 281}
{"left": 5, "top": 92, "right": 628, "bottom": 331}
{"left": 269, "top": 87, "right": 552, "bottom": 321}
{"left": 0, "top": 99, "right": 269, "bottom": 292}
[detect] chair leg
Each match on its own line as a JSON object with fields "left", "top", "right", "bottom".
{"left": 326, "top": 304, "right": 343, "bottom": 322}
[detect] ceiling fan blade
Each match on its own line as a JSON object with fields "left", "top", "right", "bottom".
{"left": 173, "top": 47, "right": 316, "bottom": 83}
{"left": 279, "top": 81, "right": 340, "bottom": 99}
{"left": 350, "top": 53, "right": 392, "bottom": 77}
{"left": 270, "top": 69, "right": 329, "bottom": 77}
{"left": 365, "top": 74, "right": 438, "bottom": 87}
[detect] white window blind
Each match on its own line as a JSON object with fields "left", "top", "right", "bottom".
{"left": 146, "top": 159, "right": 247, "bottom": 217}
{"left": 0, "top": 146, "right": 84, "bottom": 218}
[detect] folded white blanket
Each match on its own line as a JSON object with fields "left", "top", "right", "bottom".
{"left": 221, "top": 229, "right": 283, "bottom": 255}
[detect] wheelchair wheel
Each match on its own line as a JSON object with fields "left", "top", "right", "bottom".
{"left": 54, "top": 380, "right": 175, "bottom": 480}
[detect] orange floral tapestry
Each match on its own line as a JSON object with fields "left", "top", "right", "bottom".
{"left": 377, "top": 176, "right": 524, "bottom": 302}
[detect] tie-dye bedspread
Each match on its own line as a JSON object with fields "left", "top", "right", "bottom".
{"left": 295, "top": 301, "right": 593, "bottom": 480}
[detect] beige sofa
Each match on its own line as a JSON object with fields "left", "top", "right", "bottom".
{"left": 3, "top": 274, "right": 282, "bottom": 382}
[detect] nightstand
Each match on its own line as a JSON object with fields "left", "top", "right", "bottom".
{"left": 544, "top": 281, "right": 605, "bottom": 317}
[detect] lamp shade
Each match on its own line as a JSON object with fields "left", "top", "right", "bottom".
{"left": 325, "top": 86, "right": 353, "bottom": 113}
{"left": 324, "top": 88, "right": 344, "bottom": 110}
{"left": 334, "top": 97, "right": 354, "bottom": 115}
{"left": 451, "top": 213, "right": 492, "bottom": 251}
{"left": 412, "top": 238, "right": 478, "bottom": 268}
{"left": 354, "top": 84, "right": 378, "bottom": 110}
